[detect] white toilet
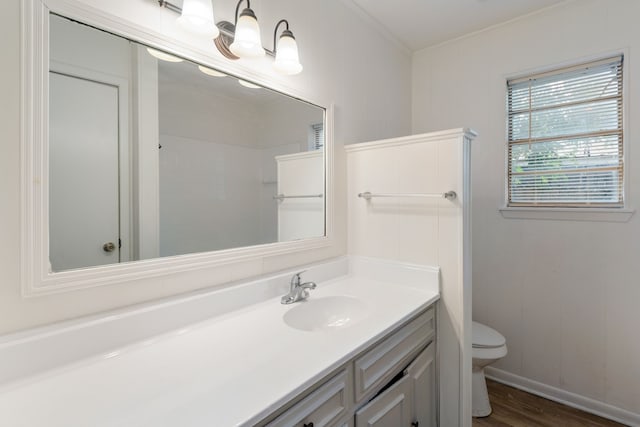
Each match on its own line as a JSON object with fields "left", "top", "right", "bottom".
{"left": 472, "top": 321, "right": 507, "bottom": 417}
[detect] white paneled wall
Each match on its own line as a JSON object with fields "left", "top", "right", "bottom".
{"left": 346, "top": 129, "right": 475, "bottom": 427}
{"left": 259, "top": 144, "right": 301, "bottom": 243}
{"left": 276, "top": 151, "right": 325, "bottom": 242}
{"left": 412, "top": 0, "right": 640, "bottom": 423}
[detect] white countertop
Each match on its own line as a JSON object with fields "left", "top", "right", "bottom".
{"left": 0, "top": 261, "right": 439, "bottom": 426}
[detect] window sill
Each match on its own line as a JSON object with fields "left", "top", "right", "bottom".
{"left": 499, "top": 206, "right": 635, "bottom": 222}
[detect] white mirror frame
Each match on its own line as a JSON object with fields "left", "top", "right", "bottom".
{"left": 20, "top": 0, "right": 335, "bottom": 297}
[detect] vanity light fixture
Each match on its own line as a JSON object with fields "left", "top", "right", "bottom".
{"left": 272, "top": 19, "right": 302, "bottom": 75}
{"left": 238, "top": 79, "right": 261, "bottom": 89}
{"left": 157, "top": 0, "right": 303, "bottom": 75}
{"left": 229, "top": 0, "right": 265, "bottom": 58}
{"left": 146, "top": 47, "right": 183, "bottom": 62}
{"left": 198, "top": 65, "right": 226, "bottom": 77}
{"left": 177, "top": 0, "right": 219, "bottom": 37}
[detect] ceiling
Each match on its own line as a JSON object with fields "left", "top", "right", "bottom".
{"left": 349, "top": 0, "right": 567, "bottom": 51}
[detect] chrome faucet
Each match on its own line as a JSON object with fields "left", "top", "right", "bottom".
{"left": 281, "top": 270, "right": 317, "bottom": 304}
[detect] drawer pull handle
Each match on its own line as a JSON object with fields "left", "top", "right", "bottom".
{"left": 303, "top": 423, "right": 314, "bottom": 427}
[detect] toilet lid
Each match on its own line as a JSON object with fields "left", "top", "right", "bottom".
{"left": 472, "top": 321, "right": 506, "bottom": 348}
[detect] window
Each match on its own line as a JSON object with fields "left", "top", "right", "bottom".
{"left": 309, "top": 123, "right": 324, "bottom": 151}
{"left": 507, "top": 56, "right": 623, "bottom": 207}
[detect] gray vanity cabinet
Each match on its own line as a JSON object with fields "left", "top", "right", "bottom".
{"left": 407, "top": 343, "right": 437, "bottom": 427}
{"left": 259, "top": 307, "right": 436, "bottom": 427}
{"left": 265, "top": 368, "right": 352, "bottom": 427}
{"left": 355, "top": 343, "right": 435, "bottom": 427}
{"left": 355, "top": 374, "right": 413, "bottom": 426}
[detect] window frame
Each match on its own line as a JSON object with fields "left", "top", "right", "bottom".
{"left": 500, "top": 53, "right": 634, "bottom": 222}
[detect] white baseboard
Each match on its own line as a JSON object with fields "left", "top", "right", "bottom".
{"left": 485, "top": 367, "right": 640, "bottom": 427}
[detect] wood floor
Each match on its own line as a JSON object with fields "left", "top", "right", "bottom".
{"left": 472, "top": 379, "right": 627, "bottom": 427}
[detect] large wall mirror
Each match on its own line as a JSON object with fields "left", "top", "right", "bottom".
{"left": 48, "top": 14, "right": 325, "bottom": 273}
{"left": 21, "top": 0, "right": 332, "bottom": 294}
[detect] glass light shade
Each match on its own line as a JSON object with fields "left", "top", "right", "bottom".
{"left": 198, "top": 65, "right": 226, "bottom": 77}
{"left": 178, "top": 0, "right": 219, "bottom": 38}
{"left": 274, "top": 33, "right": 302, "bottom": 75}
{"left": 146, "top": 47, "right": 183, "bottom": 63}
{"left": 238, "top": 79, "right": 261, "bottom": 89}
{"left": 229, "top": 10, "right": 265, "bottom": 58}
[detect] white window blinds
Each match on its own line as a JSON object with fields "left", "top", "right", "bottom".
{"left": 507, "top": 56, "right": 623, "bottom": 207}
{"left": 311, "top": 123, "right": 324, "bottom": 150}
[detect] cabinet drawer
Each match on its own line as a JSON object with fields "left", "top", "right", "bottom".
{"left": 266, "top": 367, "right": 352, "bottom": 427}
{"left": 354, "top": 308, "right": 434, "bottom": 402}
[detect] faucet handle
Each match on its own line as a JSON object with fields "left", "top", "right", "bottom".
{"left": 291, "top": 270, "right": 307, "bottom": 285}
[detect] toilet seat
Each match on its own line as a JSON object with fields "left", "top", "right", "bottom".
{"left": 472, "top": 321, "right": 505, "bottom": 349}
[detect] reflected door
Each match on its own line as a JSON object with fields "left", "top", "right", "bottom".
{"left": 49, "top": 72, "right": 120, "bottom": 271}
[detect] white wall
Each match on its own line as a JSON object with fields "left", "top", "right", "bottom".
{"left": 412, "top": 0, "right": 640, "bottom": 420}
{"left": 346, "top": 129, "right": 474, "bottom": 426}
{"left": 132, "top": 44, "right": 161, "bottom": 261}
{"left": 259, "top": 97, "right": 324, "bottom": 149}
{"left": 158, "top": 135, "right": 310, "bottom": 255}
{"left": 158, "top": 134, "right": 263, "bottom": 256}
{"left": 158, "top": 64, "right": 262, "bottom": 148}
{"left": 0, "top": 0, "right": 411, "bottom": 334}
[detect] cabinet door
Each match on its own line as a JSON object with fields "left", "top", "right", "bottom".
{"left": 407, "top": 343, "right": 436, "bottom": 427}
{"left": 266, "top": 368, "right": 351, "bottom": 427}
{"left": 355, "top": 376, "right": 412, "bottom": 427}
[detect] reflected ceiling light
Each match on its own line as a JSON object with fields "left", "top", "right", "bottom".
{"left": 229, "top": 0, "right": 265, "bottom": 58}
{"left": 146, "top": 47, "right": 183, "bottom": 62}
{"left": 198, "top": 65, "right": 226, "bottom": 77}
{"left": 177, "top": 0, "right": 219, "bottom": 38}
{"left": 158, "top": 0, "right": 303, "bottom": 74}
{"left": 238, "top": 79, "right": 261, "bottom": 89}
{"left": 272, "top": 20, "right": 302, "bottom": 75}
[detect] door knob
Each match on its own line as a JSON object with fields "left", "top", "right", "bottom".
{"left": 103, "top": 242, "right": 116, "bottom": 252}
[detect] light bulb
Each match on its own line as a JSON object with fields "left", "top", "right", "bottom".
{"left": 178, "top": 0, "right": 219, "bottom": 38}
{"left": 146, "top": 47, "right": 183, "bottom": 63}
{"left": 229, "top": 8, "right": 265, "bottom": 58}
{"left": 238, "top": 79, "right": 261, "bottom": 89}
{"left": 198, "top": 65, "right": 226, "bottom": 77}
{"left": 274, "top": 30, "right": 302, "bottom": 75}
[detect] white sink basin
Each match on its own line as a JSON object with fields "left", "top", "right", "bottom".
{"left": 283, "top": 296, "right": 369, "bottom": 332}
